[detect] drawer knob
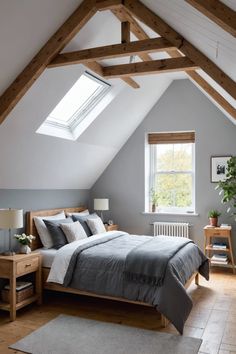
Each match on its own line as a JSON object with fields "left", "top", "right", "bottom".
{"left": 25, "top": 263, "right": 31, "bottom": 267}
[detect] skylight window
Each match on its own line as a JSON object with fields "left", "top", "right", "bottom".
{"left": 37, "top": 71, "right": 111, "bottom": 140}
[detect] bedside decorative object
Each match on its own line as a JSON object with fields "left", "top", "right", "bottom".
{"left": 208, "top": 209, "right": 221, "bottom": 227}
{"left": 211, "top": 156, "right": 231, "bottom": 183}
{"left": 108, "top": 220, "right": 114, "bottom": 225}
{"left": 0, "top": 208, "right": 23, "bottom": 256}
{"left": 94, "top": 198, "right": 109, "bottom": 221}
{"left": 14, "top": 234, "right": 35, "bottom": 254}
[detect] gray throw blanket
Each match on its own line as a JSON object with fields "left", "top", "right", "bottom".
{"left": 124, "top": 236, "right": 193, "bottom": 286}
{"left": 63, "top": 233, "right": 125, "bottom": 287}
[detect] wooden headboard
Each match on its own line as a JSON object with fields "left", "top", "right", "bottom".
{"left": 26, "top": 207, "right": 87, "bottom": 250}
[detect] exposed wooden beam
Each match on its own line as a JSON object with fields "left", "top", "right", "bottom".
{"left": 84, "top": 62, "right": 104, "bottom": 76}
{"left": 121, "top": 21, "right": 131, "bottom": 43}
{"left": 124, "top": 0, "right": 236, "bottom": 100}
{"left": 120, "top": 20, "right": 140, "bottom": 88}
{"left": 103, "top": 57, "right": 198, "bottom": 78}
{"left": 185, "top": 0, "right": 236, "bottom": 37}
{"left": 0, "top": 0, "right": 97, "bottom": 124}
{"left": 84, "top": 61, "right": 140, "bottom": 89}
{"left": 188, "top": 71, "right": 236, "bottom": 119}
{"left": 48, "top": 38, "right": 176, "bottom": 68}
{"left": 95, "top": 0, "right": 123, "bottom": 11}
{"left": 112, "top": 8, "right": 183, "bottom": 60}
{"left": 122, "top": 77, "right": 140, "bottom": 88}
{"left": 112, "top": 6, "right": 236, "bottom": 120}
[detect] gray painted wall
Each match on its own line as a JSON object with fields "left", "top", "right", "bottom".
{"left": 91, "top": 80, "right": 236, "bottom": 254}
{"left": 0, "top": 189, "right": 89, "bottom": 252}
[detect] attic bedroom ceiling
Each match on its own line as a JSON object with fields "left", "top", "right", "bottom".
{"left": 0, "top": 0, "right": 235, "bottom": 189}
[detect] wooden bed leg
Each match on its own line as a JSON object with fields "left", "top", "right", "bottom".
{"left": 161, "top": 314, "right": 169, "bottom": 328}
{"left": 195, "top": 273, "right": 199, "bottom": 286}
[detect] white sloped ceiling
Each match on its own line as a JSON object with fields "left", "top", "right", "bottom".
{"left": 0, "top": 0, "right": 235, "bottom": 189}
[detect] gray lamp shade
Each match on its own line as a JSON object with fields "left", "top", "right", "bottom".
{"left": 0, "top": 209, "right": 23, "bottom": 229}
{"left": 94, "top": 199, "right": 109, "bottom": 211}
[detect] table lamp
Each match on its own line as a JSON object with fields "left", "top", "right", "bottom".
{"left": 94, "top": 199, "right": 109, "bottom": 222}
{"left": 0, "top": 208, "right": 23, "bottom": 256}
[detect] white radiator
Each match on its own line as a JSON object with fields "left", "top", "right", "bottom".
{"left": 153, "top": 222, "right": 189, "bottom": 238}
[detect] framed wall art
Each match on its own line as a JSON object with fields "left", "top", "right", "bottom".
{"left": 211, "top": 155, "right": 231, "bottom": 183}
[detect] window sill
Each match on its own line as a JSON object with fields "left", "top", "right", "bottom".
{"left": 142, "top": 212, "right": 199, "bottom": 216}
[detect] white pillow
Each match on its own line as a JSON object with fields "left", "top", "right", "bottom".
{"left": 34, "top": 211, "right": 65, "bottom": 248}
{"left": 60, "top": 221, "right": 87, "bottom": 243}
{"left": 66, "top": 209, "right": 90, "bottom": 217}
{"left": 86, "top": 217, "right": 106, "bottom": 235}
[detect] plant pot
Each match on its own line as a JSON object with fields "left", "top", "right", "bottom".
{"left": 209, "top": 217, "right": 218, "bottom": 227}
{"left": 152, "top": 204, "right": 157, "bottom": 212}
{"left": 19, "top": 244, "right": 31, "bottom": 254}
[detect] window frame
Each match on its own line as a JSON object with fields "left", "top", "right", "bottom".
{"left": 37, "top": 71, "right": 112, "bottom": 141}
{"left": 147, "top": 133, "right": 196, "bottom": 214}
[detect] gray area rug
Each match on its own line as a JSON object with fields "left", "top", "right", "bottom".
{"left": 10, "top": 314, "right": 202, "bottom": 354}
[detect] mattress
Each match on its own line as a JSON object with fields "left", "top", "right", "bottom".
{"left": 38, "top": 248, "right": 58, "bottom": 268}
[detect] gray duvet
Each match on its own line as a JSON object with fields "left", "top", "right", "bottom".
{"left": 63, "top": 232, "right": 209, "bottom": 334}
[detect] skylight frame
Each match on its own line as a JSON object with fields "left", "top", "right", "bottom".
{"left": 44, "top": 71, "right": 111, "bottom": 133}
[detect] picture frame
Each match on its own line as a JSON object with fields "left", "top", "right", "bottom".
{"left": 211, "top": 155, "right": 232, "bottom": 183}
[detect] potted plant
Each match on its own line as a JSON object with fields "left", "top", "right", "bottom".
{"left": 208, "top": 210, "right": 221, "bottom": 227}
{"left": 14, "top": 233, "right": 35, "bottom": 254}
{"left": 216, "top": 156, "right": 236, "bottom": 221}
{"left": 150, "top": 188, "right": 158, "bottom": 212}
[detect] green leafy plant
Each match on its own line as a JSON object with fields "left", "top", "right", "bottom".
{"left": 14, "top": 233, "right": 35, "bottom": 245}
{"left": 216, "top": 156, "right": 236, "bottom": 220}
{"left": 208, "top": 209, "right": 221, "bottom": 218}
{"left": 150, "top": 188, "right": 158, "bottom": 206}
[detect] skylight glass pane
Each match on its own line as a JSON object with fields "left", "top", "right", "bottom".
{"left": 48, "top": 73, "right": 104, "bottom": 123}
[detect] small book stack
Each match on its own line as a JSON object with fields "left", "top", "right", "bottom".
{"left": 212, "top": 242, "right": 227, "bottom": 250}
{"left": 211, "top": 254, "right": 228, "bottom": 265}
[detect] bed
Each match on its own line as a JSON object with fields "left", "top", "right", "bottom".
{"left": 27, "top": 207, "right": 209, "bottom": 334}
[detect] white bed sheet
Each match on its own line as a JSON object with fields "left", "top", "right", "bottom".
{"left": 38, "top": 248, "right": 58, "bottom": 268}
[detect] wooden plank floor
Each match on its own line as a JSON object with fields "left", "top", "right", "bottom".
{"left": 0, "top": 269, "right": 235, "bottom": 354}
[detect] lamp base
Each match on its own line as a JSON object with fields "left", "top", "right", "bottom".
{"left": 2, "top": 251, "right": 16, "bottom": 256}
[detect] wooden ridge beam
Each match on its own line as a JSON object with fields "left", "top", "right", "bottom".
{"left": 124, "top": 0, "right": 236, "bottom": 100}
{"left": 185, "top": 0, "right": 236, "bottom": 37}
{"left": 0, "top": 0, "right": 97, "bottom": 124}
{"left": 48, "top": 38, "right": 176, "bottom": 68}
{"left": 103, "top": 57, "right": 198, "bottom": 78}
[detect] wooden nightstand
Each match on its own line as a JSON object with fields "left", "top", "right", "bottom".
{"left": 204, "top": 226, "right": 235, "bottom": 274}
{"left": 105, "top": 224, "right": 118, "bottom": 231}
{"left": 0, "top": 252, "right": 42, "bottom": 321}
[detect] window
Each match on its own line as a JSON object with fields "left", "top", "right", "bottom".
{"left": 147, "top": 132, "right": 195, "bottom": 214}
{"left": 37, "top": 72, "right": 111, "bottom": 140}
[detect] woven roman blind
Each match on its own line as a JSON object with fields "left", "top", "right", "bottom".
{"left": 148, "top": 132, "right": 195, "bottom": 144}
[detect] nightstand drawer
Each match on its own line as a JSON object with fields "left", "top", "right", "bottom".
{"left": 204, "top": 229, "right": 230, "bottom": 237}
{"left": 16, "top": 257, "right": 39, "bottom": 275}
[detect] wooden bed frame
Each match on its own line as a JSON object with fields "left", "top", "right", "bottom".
{"left": 27, "top": 207, "right": 199, "bottom": 328}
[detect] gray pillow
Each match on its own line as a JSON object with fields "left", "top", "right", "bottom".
{"left": 44, "top": 217, "right": 73, "bottom": 249}
{"left": 71, "top": 213, "right": 98, "bottom": 237}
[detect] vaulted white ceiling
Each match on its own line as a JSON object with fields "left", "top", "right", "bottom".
{"left": 0, "top": 0, "right": 235, "bottom": 189}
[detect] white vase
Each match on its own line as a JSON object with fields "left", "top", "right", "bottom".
{"left": 19, "top": 244, "right": 31, "bottom": 254}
